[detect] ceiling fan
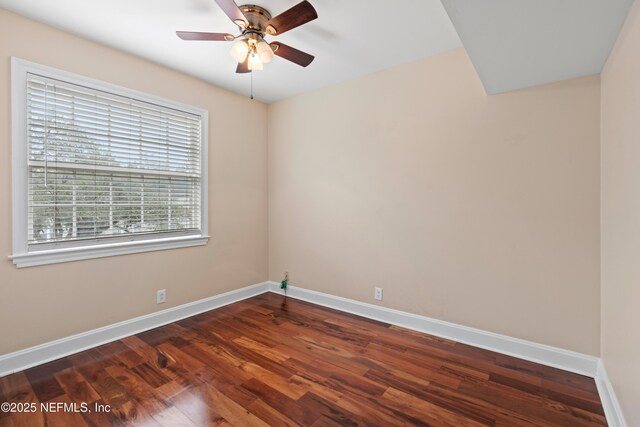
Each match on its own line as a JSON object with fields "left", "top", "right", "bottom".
{"left": 177, "top": 0, "right": 318, "bottom": 73}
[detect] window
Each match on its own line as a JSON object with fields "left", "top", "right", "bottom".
{"left": 10, "top": 58, "right": 208, "bottom": 267}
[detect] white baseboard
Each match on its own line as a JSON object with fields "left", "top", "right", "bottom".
{"left": 0, "top": 279, "right": 621, "bottom": 425}
{"left": 595, "top": 359, "right": 628, "bottom": 427}
{"left": 0, "top": 281, "right": 271, "bottom": 377}
{"left": 268, "top": 283, "right": 628, "bottom": 424}
{"left": 266, "top": 281, "right": 599, "bottom": 377}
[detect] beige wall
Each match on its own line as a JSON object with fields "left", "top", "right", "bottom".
{"left": 601, "top": 0, "right": 640, "bottom": 423}
{"left": 0, "top": 9, "right": 268, "bottom": 354}
{"left": 268, "top": 48, "right": 601, "bottom": 355}
{"left": 0, "top": 7, "right": 606, "bottom": 364}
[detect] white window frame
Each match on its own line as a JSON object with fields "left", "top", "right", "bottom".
{"left": 10, "top": 58, "right": 209, "bottom": 268}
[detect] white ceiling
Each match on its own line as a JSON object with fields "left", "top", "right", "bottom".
{"left": 441, "top": 0, "right": 635, "bottom": 94}
{"left": 0, "top": 0, "right": 462, "bottom": 103}
{"left": 1, "top": 0, "right": 634, "bottom": 101}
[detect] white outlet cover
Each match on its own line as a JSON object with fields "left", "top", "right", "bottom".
{"left": 157, "top": 289, "right": 166, "bottom": 304}
{"left": 374, "top": 287, "right": 383, "bottom": 301}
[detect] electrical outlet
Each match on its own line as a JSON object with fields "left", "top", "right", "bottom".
{"left": 157, "top": 289, "right": 166, "bottom": 304}
{"left": 374, "top": 287, "right": 383, "bottom": 301}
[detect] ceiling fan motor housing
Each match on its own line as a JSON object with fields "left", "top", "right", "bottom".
{"left": 238, "top": 5, "right": 273, "bottom": 36}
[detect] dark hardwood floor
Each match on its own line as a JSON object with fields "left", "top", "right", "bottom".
{"left": 0, "top": 293, "right": 607, "bottom": 426}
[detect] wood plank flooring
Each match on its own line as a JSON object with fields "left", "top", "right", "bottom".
{"left": 0, "top": 293, "right": 607, "bottom": 426}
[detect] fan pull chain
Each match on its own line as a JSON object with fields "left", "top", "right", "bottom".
{"left": 250, "top": 71, "right": 254, "bottom": 100}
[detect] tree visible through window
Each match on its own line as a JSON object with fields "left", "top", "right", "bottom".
{"left": 26, "top": 75, "right": 202, "bottom": 247}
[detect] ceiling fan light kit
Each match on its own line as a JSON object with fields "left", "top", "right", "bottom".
{"left": 230, "top": 39, "right": 250, "bottom": 62}
{"left": 256, "top": 40, "right": 274, "bottom": 63}
{"left": 177, "top": 0, "right": 317, "bottom": 74}
{"left": 248, "top": 51, "right": 264, "bottom": 70}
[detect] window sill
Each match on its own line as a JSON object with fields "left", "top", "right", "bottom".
{"left": 9, "top": 235, "right": 209, "bottom": 268}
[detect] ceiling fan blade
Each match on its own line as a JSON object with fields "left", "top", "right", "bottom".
{"left": 214, "top": 0, "right": 248, "bottom": 27}
{"left": 271, "top": 42, "right": 314, "bottom": 67}
{"left": 176, "top": 31, "right": 234, "bottom": 41}
{"left": 236, "top": 57, "right": 250, "bottom": 73}
{"left": 266, "top": 1, "right": 317, "bottom": 35}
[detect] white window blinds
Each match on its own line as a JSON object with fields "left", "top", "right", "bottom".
{"left": 26, "top": 74, "right": 203, "bottom": 249}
